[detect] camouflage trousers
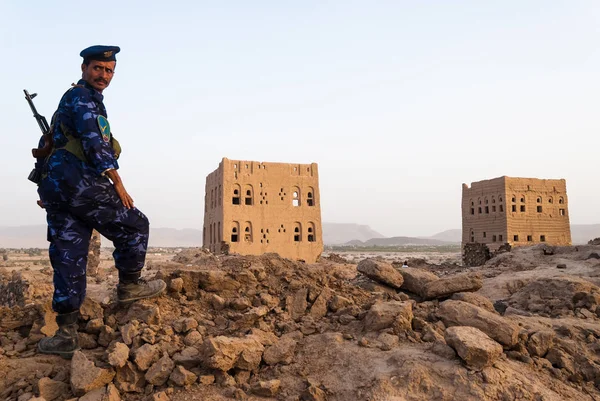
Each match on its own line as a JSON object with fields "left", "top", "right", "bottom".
{"left": 40, "top": 176, "right": 149, "bottom": 314}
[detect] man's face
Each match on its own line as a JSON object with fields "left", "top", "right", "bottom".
{"left": 81, "top": 60, "right": 116, "bottom": 92}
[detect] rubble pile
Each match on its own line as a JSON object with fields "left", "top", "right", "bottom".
{"left": 462, "top": 243, "right": 491, "bottom": 267}
{"left": 1, "top": 247, "right": 600, "bottom": 400}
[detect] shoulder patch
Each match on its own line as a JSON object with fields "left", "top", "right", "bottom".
{"left": 97, "top": 115, "right": 111, "bottom": 142}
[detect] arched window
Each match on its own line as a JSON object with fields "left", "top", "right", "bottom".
{"left": 232, "top": 184, "right": 241, "bottom": 205}
{"left": 292, "top": 186, "right": 301, "bottom": 207}
{"left": 536, "top": 197, "right": 542, "bottom": 203}
{"left": 307, "top": 222, "right": 316, "bottom": 242}
{"left": 559, "top": 197, "right": 564, "bottom": 204}
{"left": 548, "top": 197, "right": 553, "bottom": 204}
{"left": 293, "top": 222, "right": 302, "bottom": 242}
{"left": 231, "top": 222, "right": 240, "bottom": 242}
{"left": 306, "top": 186, "right": 315, "bottom": 206}
{"left": 244, "top": 221, "right": 253, "bottom": 242}
{"left": 244, "top": 185, "right": 254, "bottom": 205}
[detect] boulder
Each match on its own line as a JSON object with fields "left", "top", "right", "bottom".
{"left": 451, "top": 292, "right": 495, "bottom": 312}
{"left": 145, "top": 355, "right": 175, "bottom": 386}
{"left": 399, "top": 268, "right": 439, "bottom": 296}
{"left": 438, "top": 300, "right": 519, "bottom": 346}
{"left": 445, "top": 326, "right": 503, "bottom": 370}
{"left": 70, "top": 351, "right": 115, "bottom": 396}
{"left": 357, "top": 259, "right": 404, "bottom": 289}
{"left": 263, "top": 336, "right": 297, "bottom": 365}
{"left": 363, "top": 301, "right": 413, "bottom": 332}
{"left": 37, "top": 378, "right": 69, "bottom": 401}
{"left": 421, "top": 273, "right": 482, "bottom": 300}
{"left": 201, "top": 335, "right": 264, "bottom": 372}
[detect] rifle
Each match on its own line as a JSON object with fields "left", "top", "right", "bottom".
{"left": 24, "top": 89, "right": 53, "bottom": 183}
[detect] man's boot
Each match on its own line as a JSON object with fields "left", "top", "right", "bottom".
{"left": 117, "top": 272, "right": 166, "bottom": 304}
{"left": 38, "top": 310, "right": 80, "bottom": 358}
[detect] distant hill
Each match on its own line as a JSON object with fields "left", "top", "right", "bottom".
{"left": 424, "top": 224, "right": 600, "bottom": 245}
{"left": 0, "top": 225, "right": 202, "bottom": 248}
{"left": 322, "top": 223, "right": 384, "bottom": 245}
{"left": 344, "top": 236, "right": 453, "bottom": 246}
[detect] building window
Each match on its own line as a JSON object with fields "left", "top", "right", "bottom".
{"left": 559, "top": 209, "right": 566, "bottom": 216}
{"left": 520, "top": 196, "right": 525, "bottom": 203}
{"left": 485, "top": 198, "right": 488, "bottom": 205}
{"left": 548, "top": 197, "right": 553, "bottom": 204}
{"left": 218, "top": 185, "right": 222, "bottom": 205}
{"left": 492, "top": 235, "right": 497, "bottom": 242}
{"left": 540, "top": 235, "right": 546, "bottom": 242}
{"left": 536, "top": 197, "right": 542, "bottom": 203}
{"left": 244, "top": 222, "right": 253, "bottom": 242}
{"left": 478, "top": 207, "right": 482, "bottom": 214}
{"left": 499, "top": 196, "right": 503, "bottom": 203}
{"left": 231, "top": 227, "right": 238, "bottom": 242}
{"left": 471, "top": 208, "right": 474, "bottom": 215}
{"left": 500, "top": 205, "right": 504, "bottom": 212}
{"left": 499, "top": 235, "right": 503, "bottom": 242}
{"left": 293, "top": 222, "right": 302, "bottom": 242}
{"left": 485, "top": 206, "right": 489, "bottom": 214}
{"left": 245, "top": 188, "right": 253, "bottom": 205}
{"left": 232, "top": 189, "right": 240, "bottom": 205}
{"left": 492, "top": 197, "right": 496, "bottom": 204}
{"left": 514, "top": 235, "right": 519, "bottom": 242}
{"left": 559, "top": 197, "right": 564, "bottom": 204}
{"left": 511, "top": 196, "right": 516, "bottom": 203}
{"left": 527, "top": 235, "right": 533, "bottom": 242}
{"left": 520, "top": 205, "right": 526, "bottom": 212}
{"left": 292, "top": 187, "right": 301, "bottom": 207}
{"left": 470, "top": 230, "right": 474, "bottom": 242}
{"left": 307, "top": 188, "right": 315, "bottom": 206}
{"left": 537, "top": 206, "right": 542, "bottom": 213}
{"left": 492, "top": 206, "right": 496, "bottom": 212}
{"left": 483, "top": 232, "right": 486, "bottom": 238}
{"left": 512, "top": 205, "right": 517, "bottom": 212}
{"left": 307, "top": 223, "right": 316, "bottom": 242}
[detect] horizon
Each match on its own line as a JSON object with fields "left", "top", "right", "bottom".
{"left": 2, "top": 2, "right": 599, "bottom": 237}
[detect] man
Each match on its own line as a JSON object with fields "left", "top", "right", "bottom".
{"left": 37, "top": 45, "right": 166, "bottom": 358}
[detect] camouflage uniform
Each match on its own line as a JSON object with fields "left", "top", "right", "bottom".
{"left": 38, "top": 79, "right": 149, "bottom": 315}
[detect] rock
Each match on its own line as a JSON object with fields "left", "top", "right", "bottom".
{"left": 78, "top": 333, "right": 97, "bottom": 350}
{"left": 84, "top": 319, "right": 104, "bottom": 335}
{"left": 169, "top": 366, "right": 197, "bottom": 387}
{"left": 115, "top": 361, "right": 146, "bottom": 393}
{"left": 451, "top": 292, "right": 495, "bottom": 313}
{"left": 134, "top": 343, "right": 160, "bottom": 371}
{"left": 183, "top": 330, "right": 203, "bottom": 347}
{"left": 120, "top": 321, "right": 140, "bottom": 345}
{"left": 173, "top": 347, "right": 202, "bottom": 369}
{"left": 545, "top": 348, "right": 575, "bottom": 374}
{"left": 199, "top": 375, "right": 215, "bottom": 385}
{"left": 98, "top": 325, "right": 119, "bottom": 347}
{"left": 363, "top": 301, "right": 413, "bottom": 332}
{"left": 357, "top": 258, "right": 404, "bottom": 289}
{"left": 173, "top": 318, "right": 198, "bottom": 334}
{"left": 263, "top": 336, "right": 297, "bottom": 365}
{"left": 201, "top": 335, "right": 264, "bottom": 372}
{"left": 557, "top": 264, "right": 567, "bottom": 269}
{"left": 329, "top": 295, "right": 353, "bottom": 312}
{"left": 70, "top": 350, "right": 116, "bottom": 396}
{"left": 106, "top": 384, "right": 120, "bottom": 401}
{"left": 80, "top": 298, "right": 104, "bottom": 321}
{"left": 301, "top": 385, "right": 327, "bottom": 401}
{"left": 445, "top": 326, "right": 503, "bottom": 370}
{"left": 251, "top": 379, "right": 281, "bottom": 397}
{"left": 438, "top": 300, "right": 519, "bottom": 346}
{"left": 145, "top": 355, "right": 175, "bottom": 386}
{"left": 286, "top": 288, "right": 309, "bottom": 321}
{"left": 151, "top": 391, "right": 170, "bottom": 401}
{"left": 17, "top": 393, "right": 33, "bottom": 401}
{"left": 79, "top": 387, "right": 105, "bottom": 401}
{"left": 309, "top": 288, "right": 331, "bottom": 318}
{"left": 37, "top": 377, "right": 69, "bottom": 401}
{"left": 121, "top": 304, "right": 161, "bottom": 326}
{"left": 107, "top": 342, "right": 130, "bottom": 368}
{"left": 421, "top": 273, "right": 483, "bottom": 300}
{"left": 527, "top": 331, "right": 555, "bottom": 357}
{"left": 168, "top": 278, "right": 184, "bottom": 293}
{"left": 210, "top": 294, "right": 227, "bottom": 310}
{"left": 431, "top": 340, "right": 457, "bottom": 359}
{"left": 399, "top": 267, "right": 439, "bottom": 296}
{"left": 197, "top": 270, "right": 241, "bottom": 292}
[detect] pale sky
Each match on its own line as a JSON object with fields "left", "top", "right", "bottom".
{"left": 1, "top": 1, "right": 598, "bottom": 237}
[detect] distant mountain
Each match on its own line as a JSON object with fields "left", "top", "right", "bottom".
{"left": 0, "top": 225, "right": 202, "bottom": 248}
{"left": 344, "top": 236, "right": 453, "bottom": 246}
{"left": 424, "top": 224, "right": 600, "bottom": 245}
{"left": 322, "top": 223, "right": 384, "bottom": 245}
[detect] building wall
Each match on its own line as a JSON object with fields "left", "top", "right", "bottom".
{"left": 461, "top": 176, "right": 571, "bottom": 249}
{"left": 504, "top": 177, "right": 571, "bottom": 246}
{"left": 462, "top": 177, "right": 508, "bottom": 249}
{"left": 203, "top": 157, "right": 323, "bottom": 263}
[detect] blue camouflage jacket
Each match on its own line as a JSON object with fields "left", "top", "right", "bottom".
{"left": 38, "top": 80, "right": 119, "bottom": 205}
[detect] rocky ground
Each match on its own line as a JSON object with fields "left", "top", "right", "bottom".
{"left": 1, "top": 244, "right": 600, "bottom": 401}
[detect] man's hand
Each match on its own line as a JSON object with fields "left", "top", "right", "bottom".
{"left": 105, "top": 169, "right": 134, "bottom": 209}
{"left": 37, "top": 200, "right": 45, "bottom": 209}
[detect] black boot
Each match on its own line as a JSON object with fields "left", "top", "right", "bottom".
{"left": 38, "top": 310, "right": 80, "bottom": 359}
{"left": 117, "top": 272, "right": 166, "bottom": 304}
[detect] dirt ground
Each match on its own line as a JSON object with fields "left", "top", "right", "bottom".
{"left": 1, "top": 244, "right": 600, "bottom": 401}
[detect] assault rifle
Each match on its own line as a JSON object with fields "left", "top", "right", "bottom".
{"left": 24, "top": 89, "right": 53, "bottom": 183}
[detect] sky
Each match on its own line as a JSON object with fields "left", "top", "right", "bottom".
{"left": 1, "top": 1, "right": 598, "bottom": 237}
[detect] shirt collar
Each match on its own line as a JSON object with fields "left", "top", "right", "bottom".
{"left": 77, "top": 79, "right": 104, "bottom": 102}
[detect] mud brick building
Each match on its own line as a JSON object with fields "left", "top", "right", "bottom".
{"left": 203, "top": 157, "right": 323, "bottom": 263}
{"left": 462, "top": 176, "right": 571, "bottom": 250}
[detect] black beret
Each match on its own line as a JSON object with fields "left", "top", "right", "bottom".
{"left": 80, "top": 45, "right": 120, "bottom": 62}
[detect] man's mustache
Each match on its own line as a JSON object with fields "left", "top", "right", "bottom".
{"left": 94, "top": 78, "right": 108, "bottom": 84}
